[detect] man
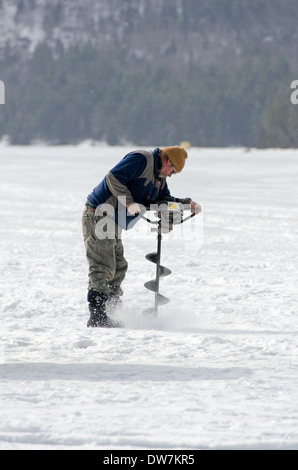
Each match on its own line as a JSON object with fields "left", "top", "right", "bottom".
{"left": 82, "top": 145, "right": 201, "bottom": 328}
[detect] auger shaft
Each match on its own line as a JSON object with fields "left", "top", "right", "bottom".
{"left": 142, "top": 201, "right": 198, "bottom": 315}
{"left": 154, "top": 221, "right": 162, "bottom": 312}
{"left": 144, "top": 219, "right": 171, "bottom": 314}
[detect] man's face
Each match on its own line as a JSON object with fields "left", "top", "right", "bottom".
{"left": 159, "top": 151, "right": 178, "bottom": 178}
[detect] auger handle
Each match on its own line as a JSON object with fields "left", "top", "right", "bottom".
{"left": 179, "top": 211, "right": 197, "bottom": 224}
{"left": 139, "top": 214, "right": 159, "bottom": 224}
{"left": 140, "top": 209, "right": 198, "bottom": 225}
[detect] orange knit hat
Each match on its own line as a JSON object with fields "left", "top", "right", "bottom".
{"left": 162, "top": 146, "right": 188, "bottom": 172}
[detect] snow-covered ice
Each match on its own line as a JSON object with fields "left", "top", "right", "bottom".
{"left": 1, "top": 145, "right": 298, "bottom": 450}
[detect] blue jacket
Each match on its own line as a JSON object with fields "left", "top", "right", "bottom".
{"left": 87, "top": 148, "right": 182, "bottom": 230}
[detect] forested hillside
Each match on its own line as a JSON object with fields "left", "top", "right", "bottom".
{"left": 0, "top": 0, "right": 298, "bottom": 146}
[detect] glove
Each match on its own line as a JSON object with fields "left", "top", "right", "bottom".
{"left": 127, "top": 202, "right": 141, "bottom": 215}
{"left": 190, "top": 200, "right": 202, "bottom": 214}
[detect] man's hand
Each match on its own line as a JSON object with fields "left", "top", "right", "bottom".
{"left": 190, "top": 200, "right": 202, "bottom": 214}
{"left": 127, "top": 202, "right": 141, "bottom": 215}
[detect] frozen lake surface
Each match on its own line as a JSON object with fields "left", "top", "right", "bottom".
{"left": 0, "top": 144, "right": 298, "bottom": 449}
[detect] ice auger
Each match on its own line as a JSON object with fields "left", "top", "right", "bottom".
{"left": 141, "top": 201, "right": 197, "bottom": 315}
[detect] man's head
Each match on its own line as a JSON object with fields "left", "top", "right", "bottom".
{"left": 159, "top": 146, "right": 188, "bottom": 177}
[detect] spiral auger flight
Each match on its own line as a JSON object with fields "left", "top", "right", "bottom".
{"left": 140, "top": 201, "right": 198, "bottom": 316}
{"left": 144, "top": 217, "right": 172, "bottom": 314}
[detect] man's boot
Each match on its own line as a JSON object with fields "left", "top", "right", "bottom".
{"left": 87, "top": 290, "right": 121, "bottom": 328}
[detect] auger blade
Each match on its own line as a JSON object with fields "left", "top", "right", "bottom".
{"left": 144, "top": 280, "right": 157, "bottom": 292}
{"left": 143, "top": 294, "right": 170, "bottom": 316}
{"left": 156, "top": 293, "right": 170, "bottom": 305}
{"left": 159, "top": 265, "right": 171, "bottom": 277}
{"left": 144, "top": 219, "right": 172, "bottom": 315}
{"left": 145, "top": 252, "right": 158, "bottom": 264}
